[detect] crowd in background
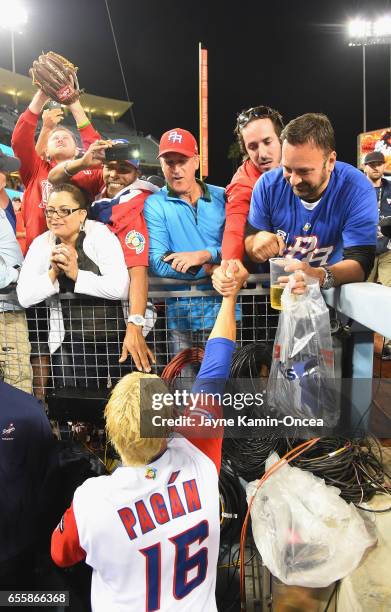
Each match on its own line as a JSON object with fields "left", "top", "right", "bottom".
{"left": 0, "top": 51, "right": 390, "bottom": 611}
{"left": 1, "top": 81, "right": 389, "bottom": 397}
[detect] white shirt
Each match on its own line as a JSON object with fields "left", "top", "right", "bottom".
{"left": 300, "top": 197, "right": 321, "bottom": 210}
{"left": 0, "top": 207, "right": 23, "bottom": 311}
{"left": 16, "top": 220, "right": 129, "bottom": 352}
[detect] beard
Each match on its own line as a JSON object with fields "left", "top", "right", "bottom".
{"left": 292, "top": 167, "right": 329, "bottom": 201}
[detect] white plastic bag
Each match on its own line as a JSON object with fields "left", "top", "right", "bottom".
{"left": 247, "top": 453, "right": 376, "bottom": 587}
{"left": 267, "top": 275, "right": 336, "bottom": 425}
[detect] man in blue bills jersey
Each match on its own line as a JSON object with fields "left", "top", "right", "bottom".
{"left": 244, "top": 113, "right": 377, "bottom": 290}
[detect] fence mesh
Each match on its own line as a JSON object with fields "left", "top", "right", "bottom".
{"left": 0, "top": 276, "right": 278, "bottom": 408}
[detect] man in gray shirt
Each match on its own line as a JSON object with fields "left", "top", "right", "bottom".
{"left": 0, "top": 150, "right": 32, "bottom": 393}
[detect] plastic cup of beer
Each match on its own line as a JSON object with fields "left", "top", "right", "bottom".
{"left": 269, "top": 257, "right": 294, "bottom": 310}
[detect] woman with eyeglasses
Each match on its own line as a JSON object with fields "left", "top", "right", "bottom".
{"left": 17, "top": 183, "right": 129, "bottom": 389}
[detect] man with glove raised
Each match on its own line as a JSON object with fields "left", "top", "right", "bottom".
{"left": 12, "top": 52, "right": 103, "bottom": 248}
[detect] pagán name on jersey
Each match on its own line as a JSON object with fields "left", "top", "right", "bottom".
{"left": 285, "top": 235, "right": 334, "bottom": 265}
{"left": 118, "top": 470, "right": 202, "bottom": 541}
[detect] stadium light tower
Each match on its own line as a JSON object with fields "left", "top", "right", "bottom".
{"left": 1, "top": 0, "right": 28, "bottom": 73}
{"left": 347, "top": 16, "right": 391, "bottom": 132}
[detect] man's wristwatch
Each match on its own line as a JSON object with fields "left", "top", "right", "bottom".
{"left": 128, "top": 314, "right": 146, "bottom": 326}
{"left": 320, "top": 265, "right": 336, "bottom": 290}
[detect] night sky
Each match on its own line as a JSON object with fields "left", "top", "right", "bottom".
{"left": 1, "top": 0, "right": 391, "bottom": 185}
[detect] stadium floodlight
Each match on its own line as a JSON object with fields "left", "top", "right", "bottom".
{"left": 0, "top": 0, "right": 28, "bottom": 73}
{"left": 347, "top": 18, "right": 371, "bottom": 41}
{"left": 347, "top": 15, "right": 391, "bottom": 133}
{"left": 347, "top": 15, "right": 391, "bottom": 45}
{"left": 1, "top": 0, "right": 28, "bottom": 31}
{"left": 373, "top": 16, "right": 391, "bottom": 38}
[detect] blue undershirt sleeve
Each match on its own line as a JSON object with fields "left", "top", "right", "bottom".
{"left": 191, "top": 337, "right": 236, "bottom": 395}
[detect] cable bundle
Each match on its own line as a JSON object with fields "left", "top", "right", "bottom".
{"left": 161, "top": 347, "right": 205, "bottom": 383}
{"left": 219, "top": 460, "right": 246, "bottom": 539}
{"left": 287, "top": 436, "right": 391, "bottom": 506}
{"left": 229, "top": 342, "right": 272, "bottom": 380}
{"left": 224, "top": 342, "right": 277, "bottom": 480}
{"left": 222, "top": 435, "right": 283, "bottom": 482}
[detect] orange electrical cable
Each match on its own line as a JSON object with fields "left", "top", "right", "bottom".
{"left": 161, "top": 347, "right": 205, "bottom": 382}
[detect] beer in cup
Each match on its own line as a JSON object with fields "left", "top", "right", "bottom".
{"left": 269, "top": 257, "right": 295, "bottom": 310}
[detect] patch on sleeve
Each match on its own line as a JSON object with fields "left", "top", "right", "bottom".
{"left": 125, "top": 230, "right": 146, "bottom": 254}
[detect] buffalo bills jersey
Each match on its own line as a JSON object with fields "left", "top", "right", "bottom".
{"left": 248, "top": 161, "right": 377, "bottom": 266}
{"left": 51, "top": 338, "right": 235, "bottom": 612}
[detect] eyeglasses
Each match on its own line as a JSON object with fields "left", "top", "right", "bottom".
{"left": 236, "top": 106, "right": 275, "bottom": 130}
{"left": 44, "top": 207, "right": 81, "bottom": 219}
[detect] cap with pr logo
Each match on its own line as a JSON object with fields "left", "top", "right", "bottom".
{"left": 158, "top": 129, "right": 198, "bottom": 158}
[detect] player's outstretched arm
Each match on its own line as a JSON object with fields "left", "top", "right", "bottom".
{"left": 187, "top": 261, "right": 248, "bottom": 471}
{"left": 195, "top": 259, "right": 248, "bottom": 382}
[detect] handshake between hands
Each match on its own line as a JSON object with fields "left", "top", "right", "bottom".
{"left": 211, "top": 259, "right": 249, "bottom": 297}
{"left": 212, "top": 257, "right": 319, "bottom": 297}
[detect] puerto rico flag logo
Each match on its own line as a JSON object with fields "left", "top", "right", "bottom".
{"left": 125, "top": 230, "right": 145, "bottom": 254}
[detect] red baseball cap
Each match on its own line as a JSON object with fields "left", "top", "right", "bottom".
{"left": 158, "top": 128, "right": 198, "bottom": 158}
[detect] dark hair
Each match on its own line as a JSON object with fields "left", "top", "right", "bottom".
{"left": 49, "top": 126, "right": 78, "bottom": 146}
{"left": 280, "top": 113, "right": 336, "bottom": 154}
{"left": 48, "top": 183, "right": 90, "bottom": 209}
{"left": 235, "top": 105, "right": 284, "bottom": 157}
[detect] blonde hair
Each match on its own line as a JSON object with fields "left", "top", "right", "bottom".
{"left": 105, "top": 372, "right": 172, "bottom": 467}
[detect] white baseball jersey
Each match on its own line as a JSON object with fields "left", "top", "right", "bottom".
{"left": 51, "top": 337, "right": 236, "bottom": 611}
{"left": 52, "top": 436, "right": 220, "bottom": 612}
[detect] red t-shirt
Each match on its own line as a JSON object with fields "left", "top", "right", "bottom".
{"left": 12, "top": 108, "right": 104, "bottom": 248}
{"left": 221, "top": 159, "right": 261, "bottom": 260}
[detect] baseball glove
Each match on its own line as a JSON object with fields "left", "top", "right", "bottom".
{"left": 30, "top": 52, "right": 80, "bottom": 105}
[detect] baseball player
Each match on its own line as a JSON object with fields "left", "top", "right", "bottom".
{"left": 51, "top": 260, "right": 249, "bottom": 612}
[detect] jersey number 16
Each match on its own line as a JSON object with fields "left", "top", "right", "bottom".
{"left": 140, "top": 520, "right": 209, "bottom": 611}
